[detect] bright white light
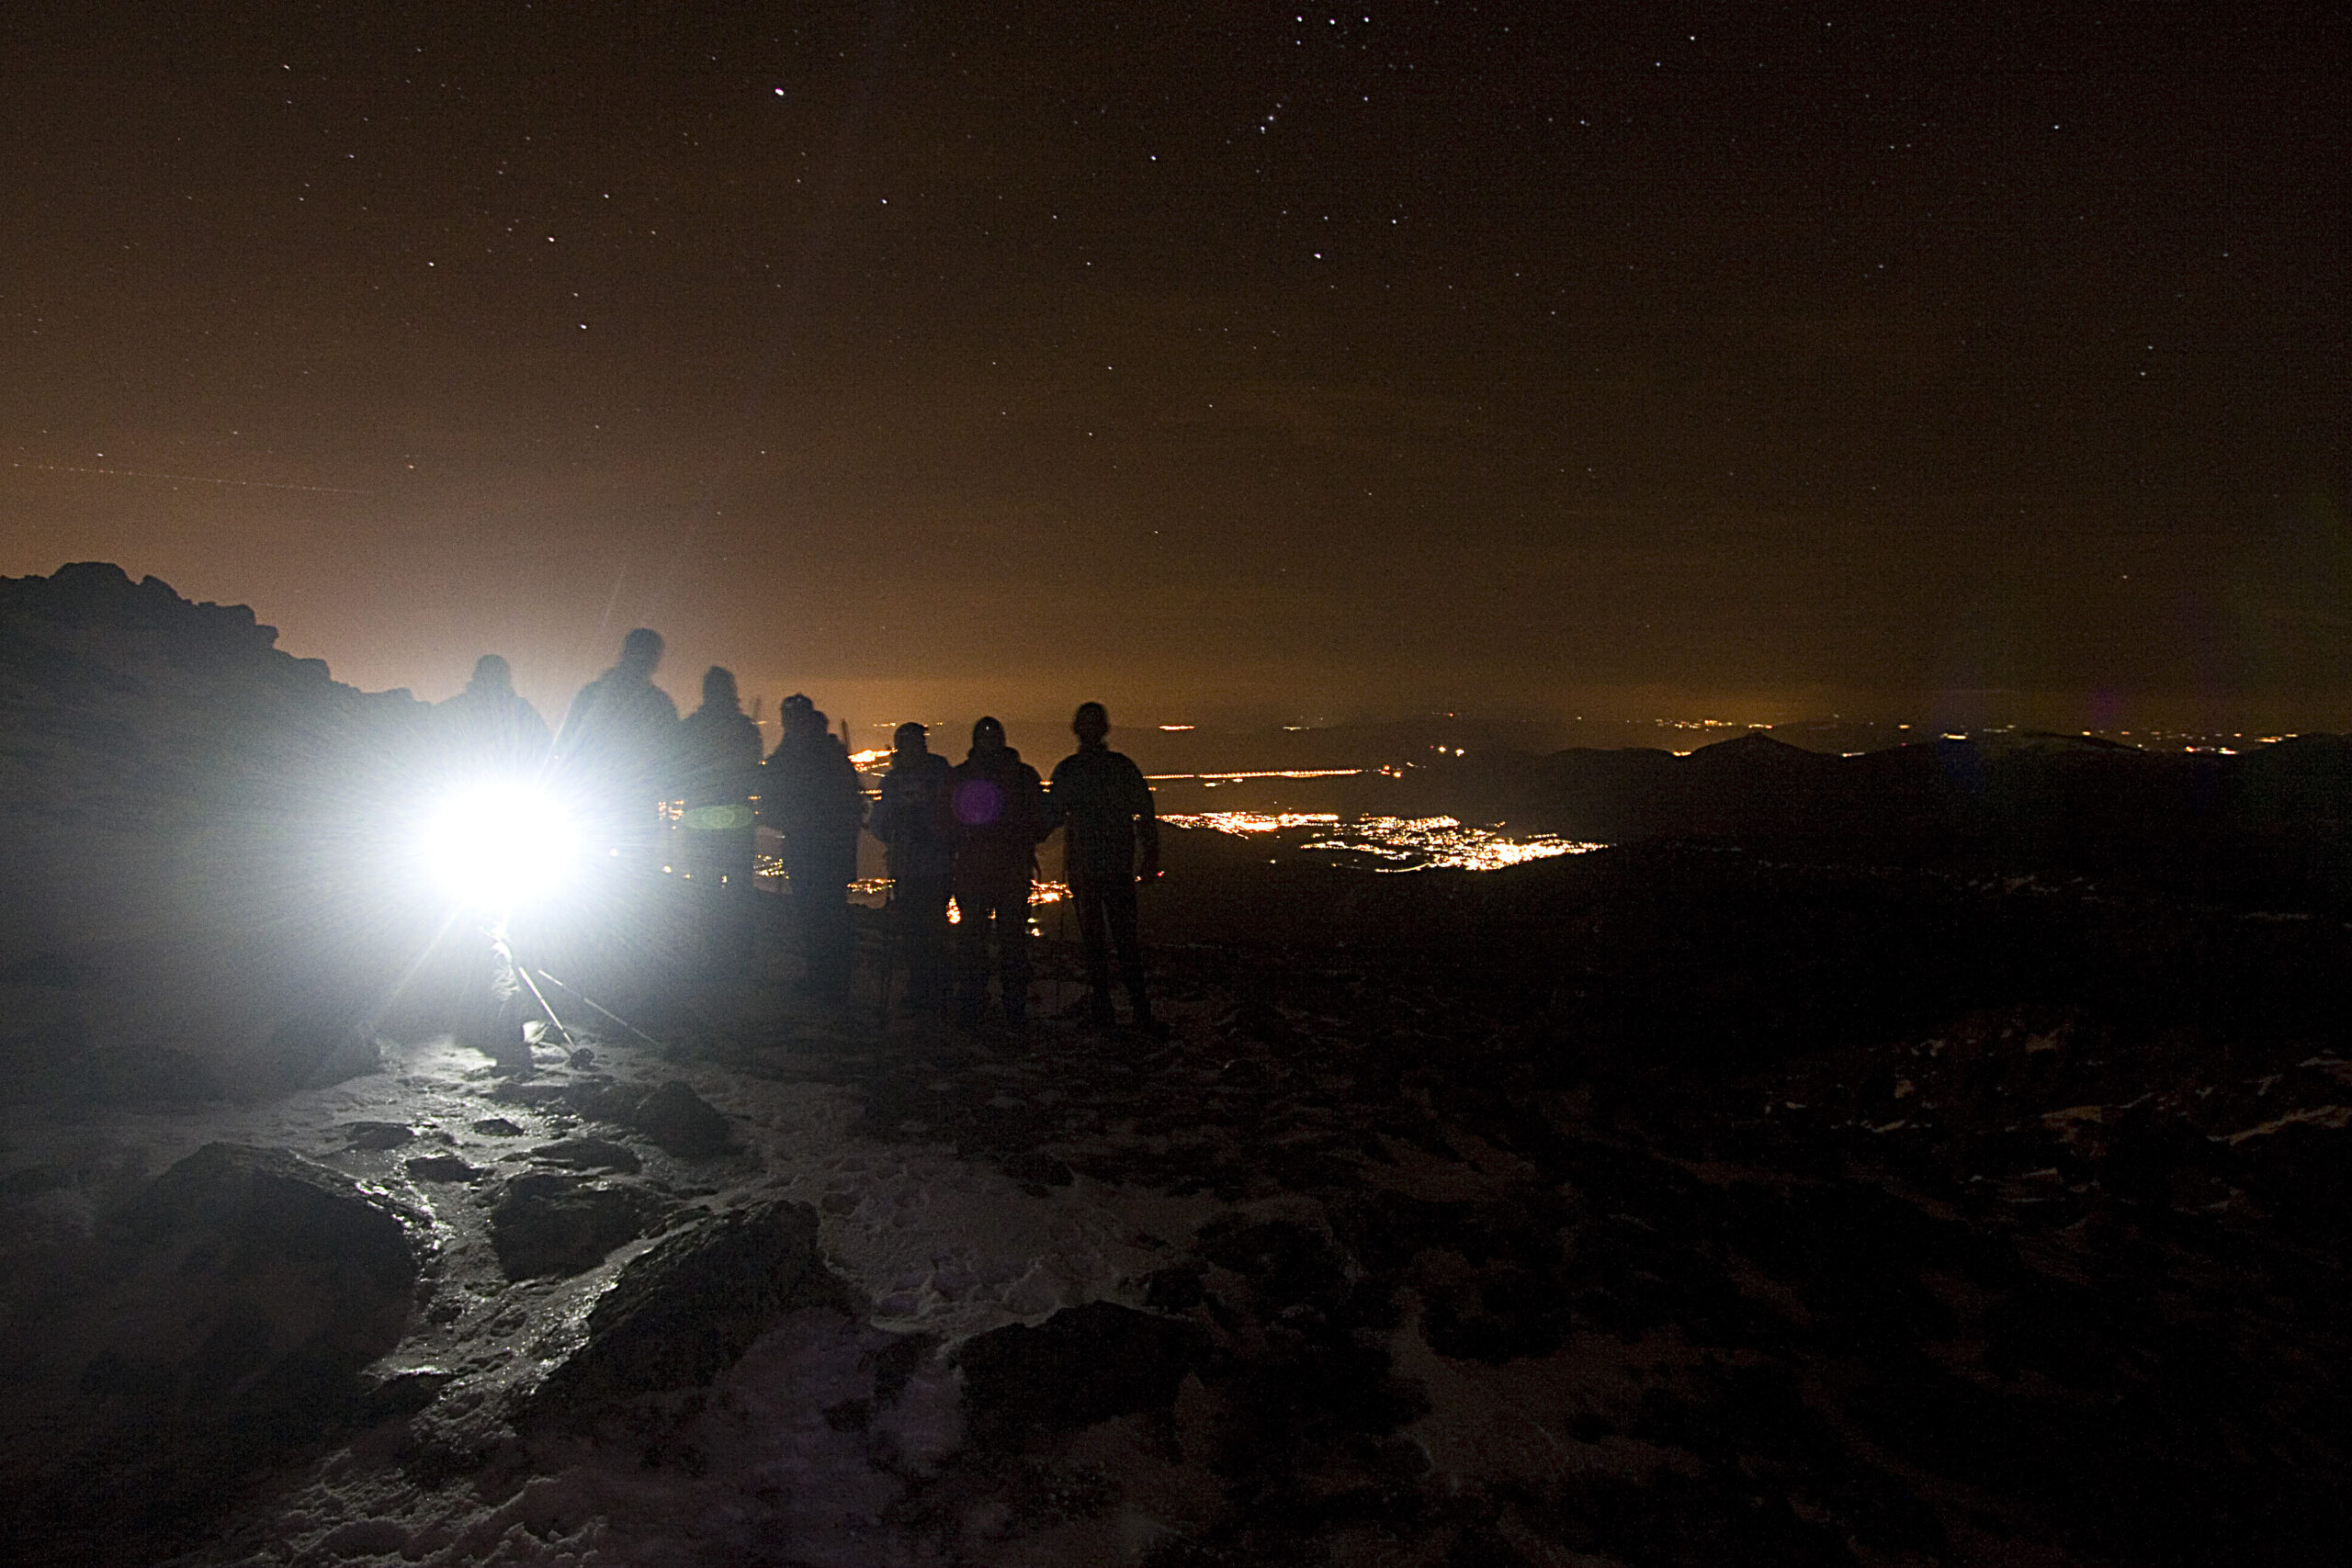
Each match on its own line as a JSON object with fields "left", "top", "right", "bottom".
{"left": 418, "top": 780, "right": 582, "bottom": 908}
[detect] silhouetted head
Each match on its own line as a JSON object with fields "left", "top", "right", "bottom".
{"left": 971, "top": 716, "right": 1007, "bottom": 755}
{"left": 618, "top": 627, "right": 664, "bottom": 677}
{"left": 1072, "top": 702, "right": 1109, "bottom": 747}
{"left": 782, "top": 693, "right": 817, "bottom": 737}
{"left": 893, "top": 721, "right": 929, "bottom": 759}
{"left": 702, "top": 666, "right": 739, "bottom": 710}
{"left": 468, "top": 654, "right": 513, "bottom": 694}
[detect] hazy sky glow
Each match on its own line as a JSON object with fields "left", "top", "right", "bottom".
{"left": 3, "top": 3, "right": 2345, "bottom": 733}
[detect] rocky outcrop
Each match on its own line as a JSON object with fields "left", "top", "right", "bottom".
{"left": 527, "top": 1200, "right": 844, "bottom": 1419}
{"left": 488, "top": 1171, "right": 667, "bottom": 1280}
{"left": 1, "top": 1143, "right": 423, "bottom": 1561}
{"left": 631, "top": 1078, "right": 733, "bottom": 1157}
{"left": 956, "top": 1300, "right": 1209, "bottom": 1450}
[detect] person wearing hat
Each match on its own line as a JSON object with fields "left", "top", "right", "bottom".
{"left": 868, "top": 720, "right": 956, "bottom": 1017}
{"left": 946, "top": 716, "right": 1050, "bottom": 1028}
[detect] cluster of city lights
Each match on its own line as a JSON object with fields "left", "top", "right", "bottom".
{"left": 1143, "top": 768, "right": 1363, "bottom": 782}
{"left": 1164, "top": 810, "right": 1607, "bottom": 873}
{"left": 1299, "top": 816, "right": 1608, "bottom": 873}
{"left": 1161, "top": 811, "right": 1340, "bottom": 833}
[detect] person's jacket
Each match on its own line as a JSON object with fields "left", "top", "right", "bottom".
{"left": 762, "top": 732, "right": 865, "bottom": 883}
{"left": 555, "top": 670, "right": 679, "bottom": 801}
{"left": 947, "top": 745, "right": 1048, "bottom": 894}
{"left": 677, "top": 703, "right": 763, "bottom": 826}
{"left": 1048, "top": 744, "right": 1158, "bottom": 881}
{"left": 435, "top": 684, "right": 552, "bottom": 781}
{"left": 869, "top": 750, "right": 955, "bottom": 882}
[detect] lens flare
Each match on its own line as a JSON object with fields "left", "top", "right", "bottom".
{"left": 418, "top": 780, "right": 582, "bottom": 908}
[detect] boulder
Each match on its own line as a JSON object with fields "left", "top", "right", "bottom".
{"left": 488, "top": 1172, "right": 667, "bottom": 1280}
{"left": 116, "top": 1141, "right": 418, "bottom": 1302}
{"left": 0, "top": 1145, "right": 422, "bottom": 1557}
{"left": 344, "top": 1121, "right": 415, "bottom": 1150}
{"left": 956, "top": 1301, "right": 1208, "bottom": 1449}
{"left": 632, "top": 1078, "right": 732, "bottom": 1157}
{"left": 530, "top": 1136, "right": 642, "bottom": 1173}
{"left": 528, "top": 1200, "right": 842, "bottom": 1417}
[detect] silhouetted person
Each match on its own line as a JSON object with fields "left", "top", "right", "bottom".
{"left": 762, "top": 694, "right": 865, "bottom": 1002}
{"left": 432, "top": 654, "right": 550, "bottom": 1074}
{"left": 1049, "top": 702, "right": 1162, "bottom": 1032}
{"left": 434, "top": 654, "right": 552, "bottom": 780}
{"left": 869, "top": 720, "right": 955, "bottom": 1018}
{"left": 948, "top": 716, "right": 1049, "bottom": 1028}
{"left": 555, "top": 627, "right": 679, "bottom": 860}
{"left": 677, "top": 665, "right": 764, "bottom": 973}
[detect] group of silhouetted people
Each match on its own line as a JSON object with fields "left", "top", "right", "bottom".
{"left": 434, "top": 628, "right": 1161, "bottom": 1035}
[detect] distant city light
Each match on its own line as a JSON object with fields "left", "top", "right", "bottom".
{"left": 1300, "top": 817, "right": 1606, "bottom": 872}
{"left": 1168, "top": 810, "right": 1606, "bottom": 872}
{"left": 1143, "top": 768, "right": 1362, "bottom": 781}
{"left": 1162, "top": 812, "right": 1339, "bottom": 833}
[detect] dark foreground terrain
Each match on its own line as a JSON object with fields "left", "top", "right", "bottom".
{"left": 4, "top": 836, "right": 2350, "bottom": 1566}
{"left": 6, "top": 564, "right": 2351, "bottom": 1563}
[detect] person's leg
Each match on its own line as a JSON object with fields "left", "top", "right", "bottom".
{"left": 994, "top": 888, "right": 1032, "bottom": 1025}
{"left": 1071, "top": 877, "right": 1116, "bottom": 1023}
{"left": 904, "top": 877, "right": 951, "bottom": 1014}
{"left": 718, "top": 826, "right": 757, "bottom": 974}
{"left": 469, "top": 922, "right": 532, "bottom": 1074}
{"left": 1102, "top": 876, "right": 1151, "bottom": 1023}
{"left": 815, "top": 881, "right": 854, "bottom": 1000}
{"left": 953, "top": 891, "right": 989, "bottom": 1025}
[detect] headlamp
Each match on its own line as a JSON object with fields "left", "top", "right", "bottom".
{"left": 417, "top": 779, "right": 582, "bottom": 909}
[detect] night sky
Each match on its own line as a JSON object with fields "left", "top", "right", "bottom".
{"left": 2, "top": 3, "right": 2345, "bottom": 736}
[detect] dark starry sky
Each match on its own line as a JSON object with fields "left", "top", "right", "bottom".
{"left": 1, "top": 2, "right": 2344, "bottom": 733}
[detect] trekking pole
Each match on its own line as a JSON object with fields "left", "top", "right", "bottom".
{"left": 512, "top": 964, "right": 577, "bottom": 1051}
{"left": 530, "top": 965, "right": 667, "bottom": 1051}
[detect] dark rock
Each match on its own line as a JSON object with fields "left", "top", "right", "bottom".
{"left": 488, "top": 1173, "right": 667, "bottom": 1280}
{"left": 359, "top": 1366, "right": 455, "bottom": 1418}
{"left": 1196, "top": 1215, "right": 1352, "bottom": 1312}
{"left": 957, "top": 1300, "right": 1208, "bottom": 1448}
{"left": 117, "top": 1142, "right": 419, "bottom": 1299}
{"left": 562, "top": 1077, "right": 650, "bottom": 1123}
{"left": 344, "top": 1121, "right": 415, "bottom": 1150}
{"left": 470, "top": 1117, "right": 526, "bottom": 1136}
{"left": 530, "top": 1136, "right": 642, "bottom": 1174}
{"left": 403, "top": 1155, "right": 483, "bottom": 1183}
{"left": 1, "top": 1165, "right": 71, "bottom": 1199}
{"left": 1141, "top": 1262, "right": 1208, "bottom": 1313}
{"left": 528, "top": 1200, "right": 842, "bottom": 1416}
{"left": 631, "top": 1079, "right": 732, "bottom": 1157}
{"left": 0, "top": 1144, "right": 424, "bottom": 1556}
{"left": 1003, "top": 1150, "right": 1075, "bottom": 1188}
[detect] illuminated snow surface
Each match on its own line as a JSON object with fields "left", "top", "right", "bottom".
{"left": 2, "top": 1022, "right": 1219, "bottom": 1566}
